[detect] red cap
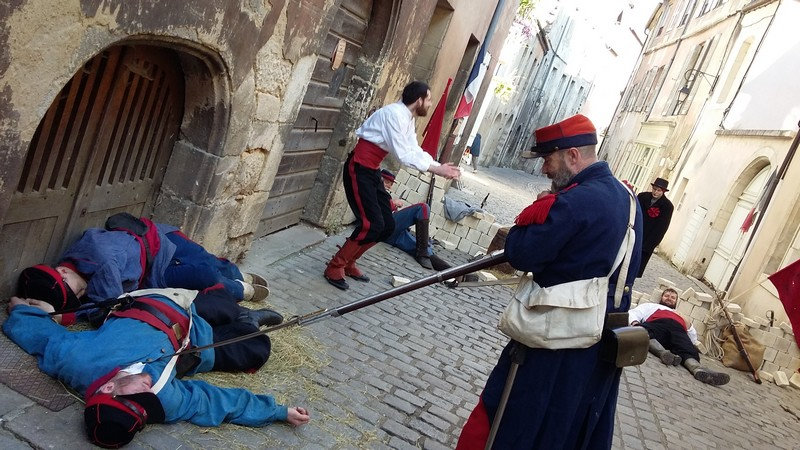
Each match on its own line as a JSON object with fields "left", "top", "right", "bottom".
{"left": 523, "top": 114, "right": 597, "bottom": 158}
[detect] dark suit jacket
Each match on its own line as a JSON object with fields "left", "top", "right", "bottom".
{"left": 637, "top": 192, "right": 674, "bottom": 252}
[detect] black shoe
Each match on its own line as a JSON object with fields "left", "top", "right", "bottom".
{"left": 325, "top": 275, "right": 349, "bottom": 290}
{"left": 415, "top": 255, "right": 434, "bottom": 270}
{"left": 429, "top": 254, "right": 451, "bottom": 271}
{"left": 238, "top": 308, "right": 284, "bottom": 327}
{"left": 347, "top": 273, "right": 370, "bottom": 282}
{"left": 694, "top": 369, "right": 730, "bottom": 386}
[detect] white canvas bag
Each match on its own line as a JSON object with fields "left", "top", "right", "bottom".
{"left": 498, "top": 186, "right": 636, "bottom": 349}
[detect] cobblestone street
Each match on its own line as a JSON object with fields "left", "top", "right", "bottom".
{"left": 1, "top": 166, "right": 800, "bottom": 449}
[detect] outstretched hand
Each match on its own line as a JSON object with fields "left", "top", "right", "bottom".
{"left": 287, "top": 406, "right": 310, "bottom": 426}
{"left": 431, "top": 163, "right": 461, "bottom": 180}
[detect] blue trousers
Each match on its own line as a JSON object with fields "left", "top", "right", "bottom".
{"left": 384, "top": 203, "right": 433, "bottom": 256}
{"left": 162, "top": 232, "right": 245, "bottom": 300}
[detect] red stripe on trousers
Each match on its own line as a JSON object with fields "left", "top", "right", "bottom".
{"left": 409, "top": 202, "right": 429, "bottom": 220}
{"left": 348, "top": 156, "right": 372, "bottom": 242}
{"left": 456, "top": 396, "right": 490, "bottom": 449}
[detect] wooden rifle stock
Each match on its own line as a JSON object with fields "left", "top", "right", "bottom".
{"left": 716, "top": 294, "right": 761, "bottom": 384}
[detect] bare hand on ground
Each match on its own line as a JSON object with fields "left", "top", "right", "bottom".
{"left": 287, "top": 406, "right": 310, "bottom": 425}
{"left": 8, "top": 297, "right": 60, "bottom": 322}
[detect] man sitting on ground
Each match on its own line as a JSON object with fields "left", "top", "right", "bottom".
{"left": 4, "top": 287, "right": 308, "bottom": 448}
{"left": 629, "top": 288, "right": 730, "bottom": 386}
{"left": 17, "top": 213, "right": 270, "bottom": 324}
{"left": 380, "top": 169, "right": 451, "bottom": 271}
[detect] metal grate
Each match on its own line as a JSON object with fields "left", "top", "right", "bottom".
{"left": 0, "top": 310, "right": 78, "bottom": 412}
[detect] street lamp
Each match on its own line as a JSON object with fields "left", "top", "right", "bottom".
{"left": 683, "top": 68, "right": 718, "bottom": 89}
{"left": 677, "top": 68, "right": 718, "bottom": 103}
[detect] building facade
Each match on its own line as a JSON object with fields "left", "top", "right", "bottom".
{"left": 602, "top": 0, "right": 800, "bottom": 330}
{"left": 0, "top": 0, "right": 512, "bottom": 295}
{"left": 473, "top": 0, "right": 656, "bottom": 172}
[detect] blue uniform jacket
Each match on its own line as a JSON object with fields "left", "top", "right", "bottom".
{"left": 471, "top": 161, "right": 644, "bottom": 449}
{"left": 3, "top": 294, "right": 287, "bottom": 427}
{"left": 506, "top": 161, "right": 643, "bottom": 312}
{"left": 60, "top": 224, "right": 179, "bottom": 304}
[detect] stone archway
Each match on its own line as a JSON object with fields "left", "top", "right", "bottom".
{"left": 0, "top": 38, "right": 231, "bottom": 296}
{"left": 702, "top": 158, "right": 771, "bottom": 289}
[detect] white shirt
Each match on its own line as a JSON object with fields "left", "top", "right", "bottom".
{"left": 356, "top": 101, "right": 440, "bottom": 172}
{"left": 629, "top": 302, "right": 698, "bottom": 344}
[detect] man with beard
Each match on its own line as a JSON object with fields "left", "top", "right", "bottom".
{"left": 457, "top": 114, "right": 643, "bottom": 449}
{"left": 323, "top": 81, "right": 461, "bottom": 290}
{"left": 636, "top": 178, "right": 674, "bottom": 277}
{"left": 629, "top": 288, "right": 730, "bottom": 385}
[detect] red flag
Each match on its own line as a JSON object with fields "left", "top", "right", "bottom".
{"left": 421, "top": 78, "right": 452, "bottom": 159}
{"left": 740, "top": 207, "right": 756, "bottom": 232}
{"left": 768, "top": 258, "right": 800, "bottom": 349}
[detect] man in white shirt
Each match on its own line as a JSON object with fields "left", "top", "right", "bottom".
{"left": 629, "top": 288, "right": 729, "bottom": 386}
{"left": 324, "top": 81, "right": 461, "bottom": 290}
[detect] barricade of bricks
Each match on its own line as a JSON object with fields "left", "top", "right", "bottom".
{"left": 390, "top": 170, "right": 508, "bottom": 255}
{"left": 632, "top": 278, "right": 800, "bottom": 389}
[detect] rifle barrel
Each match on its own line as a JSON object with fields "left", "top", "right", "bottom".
{"left": 334, "top": 250, "right": 508, "bottom": 317}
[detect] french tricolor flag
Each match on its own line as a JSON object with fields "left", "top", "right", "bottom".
{"left": 454, "top": 42, "right": 491, "bottom": 119}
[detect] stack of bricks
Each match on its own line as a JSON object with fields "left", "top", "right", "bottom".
{"left": 631, "top": 278, "right": 800, "bottom": 389}
{"left": 390, "top": 170, "right": 507, "bottom": 255}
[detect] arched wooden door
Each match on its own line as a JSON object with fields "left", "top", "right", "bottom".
{"left": 259, "top": 0, "right": 373, "bottom": 236}
{"left": 703, "top": 166, "right": 771, "bottom": 289}
{"left": 0, "top": 45, "right": 184, "bottom": 295}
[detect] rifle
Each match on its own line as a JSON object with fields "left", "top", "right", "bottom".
{"left": 167, "top": 250, "right": 509, "bottom": 358}
{"left": 48, "top": 295, "right": 134, "bottom": 316}
{"left": 715, "top": 293, "right": 761, "bottom": 384}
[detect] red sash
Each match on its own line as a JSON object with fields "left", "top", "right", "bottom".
{"left": 648, "top": 309, "right": 687, "bottom": 330}
{"left": 352, "top": 139, "right": 388, "bottom": 169}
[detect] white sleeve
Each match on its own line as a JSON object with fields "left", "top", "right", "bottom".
{"left": 383, "top": 112, "right": 438, "bottom": 172}
{"left": 687, "top": 325, "right": 698, "bottom": 344}
{"left": 628, "top": 304, "right": 650, "bottom": 324}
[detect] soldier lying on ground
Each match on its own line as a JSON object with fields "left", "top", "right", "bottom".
{"left": 379, "top": 169, "right": 451, "bottom": 271}
{"left": 17, "top": 213, "right": 271, "bottom": 324}
{"left": 629, "top": 288, "right": 730, "bottom": 386}
{"left": 3, "top": 286, "right": 309, "bottom": 448}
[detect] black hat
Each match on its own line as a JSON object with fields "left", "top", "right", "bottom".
{"left": 17, "top": 265, "right": 80, "bottom": 310}
{"left": 651, "top": 178, "right": 670, "bottom": 191}
{"left": 380, "top": 169, "right": 396, "bottom": 182}
{"left": 84, "top": 392, "right": 165, "bottom": 448}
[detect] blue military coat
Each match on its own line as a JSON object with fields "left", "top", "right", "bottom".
{"left": 463, "top": 161, "right": 643, "bottom": 449}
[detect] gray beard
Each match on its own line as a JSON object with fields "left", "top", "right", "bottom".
{"left": 549, "top": 168, "right": 575, "bottom": 191}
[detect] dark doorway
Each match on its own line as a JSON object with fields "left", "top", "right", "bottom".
{"left": 258, "top": 0, "right": 373, "bottom": 236}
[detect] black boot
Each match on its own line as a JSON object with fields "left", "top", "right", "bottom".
{"left": 415, "top": 219, "right": 433, "bottom": 269}
{"left": 429, "top": 253, "right": 451, "bottom": 271}
{"left": 238, "top": 308, "right": 284, "bottom": 328}
{"left": 649, "top": 339, "right": 681, "bottom": 366}
{"left": 683, "top": 358, "right": 730, "bottom": 386}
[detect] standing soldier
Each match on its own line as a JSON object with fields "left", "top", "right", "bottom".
{"left": 637, "top": 177, "right": 674, "bottom": 277}
{"left": 323, "top": 81, "right": 460, "bottom": 290}
{"left": 457, "top": 114, "right": 643, "bottom": 449}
